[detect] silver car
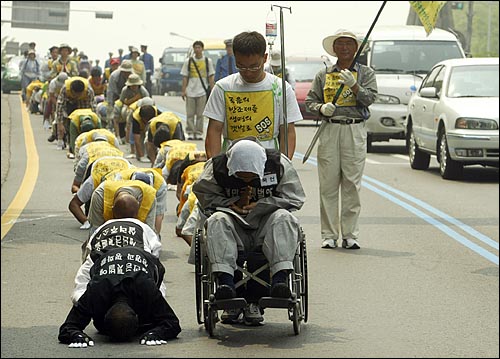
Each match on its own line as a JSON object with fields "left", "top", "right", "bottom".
{"left": 406, "top": 57, "right": 499, "bottom": 180}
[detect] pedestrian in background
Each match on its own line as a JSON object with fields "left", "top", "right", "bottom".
{"left": 140, "top": 44, "right": 155, "bottom": 94}
{"left": 264, "top": 50, "right": 296, "bottom": 90}
{"left": 215, "top": 39, "right": 237, "bottom": 82}
{"left": 305, "top": 29, "right": 378, "bottom": 250}
{"left": 180, "top": 40, "right": 215, "bottom": 141}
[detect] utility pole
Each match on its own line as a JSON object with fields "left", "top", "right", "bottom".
{"left": 465, "top": 1, "right": 474, "bottom": 55}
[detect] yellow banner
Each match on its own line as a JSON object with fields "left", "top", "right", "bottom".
{"left": 409, "top": 1, "right": 446, "bottom": 35}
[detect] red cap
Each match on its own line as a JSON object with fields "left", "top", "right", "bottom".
{"left": 110, "top": 57, "right": 120, "bottom": 65}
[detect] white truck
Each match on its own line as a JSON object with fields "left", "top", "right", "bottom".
{"left": 353, "top": 25, "right": 466, "bottom": 152}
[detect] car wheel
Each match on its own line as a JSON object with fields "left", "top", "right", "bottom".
{"left": 438, "top": 129, "right": 463, "bottom": 180}
{"left": 408, "top": 126, "right": 430, "bottom": 170}
{"left": 366, "top": 133, "right": 373, "bottom": 153}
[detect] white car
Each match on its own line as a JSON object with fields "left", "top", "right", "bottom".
{"left": 406, "top": 57, "right": 499, "bottom": 180}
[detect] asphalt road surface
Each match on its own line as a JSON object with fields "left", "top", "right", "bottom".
{"left": 1, "top": 93, "right": 498, "bottom": 358}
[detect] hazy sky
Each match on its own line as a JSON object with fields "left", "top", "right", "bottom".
{"left": 1, "top": 1, "right": 411, "bottom": 64}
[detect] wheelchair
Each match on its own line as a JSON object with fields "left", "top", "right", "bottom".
{"left": 194, "top": 221, "right": 308, "bottom": 336}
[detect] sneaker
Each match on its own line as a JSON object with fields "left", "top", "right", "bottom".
{"left": 56, "top": 140, "right": 64, "bottom": 150}
{"left": 221, "top": 308, "right": 243, "bottom": 324}
{"left": 321, "top": 238, "right": 338, "bottom": 249}
{"left": 342, "top": 238, "right": 360, "bottom": 249}
{"left": 243, "top": 303, "right": 264, "bottom": 326}
{"left": 125, "top": 154, "right": 136, "bottom": 159}
{"left": 138, "top": 157, "right": 150, "bottom": 163}
{"left": 47, "top": 134, "right": 56, "bottom": 142}
{"left": 214, "top": 284, "right": 236, "bottom": 300}
{"left": 66, "top": 152, "right": 75, "bottom": 159}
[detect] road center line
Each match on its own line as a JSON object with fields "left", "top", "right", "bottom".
{"left": 1, "top": 96, "right": 39, "bottom": 240}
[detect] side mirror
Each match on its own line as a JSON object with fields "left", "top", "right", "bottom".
{"left": 420, "top": 87, "right": 437, "bottom": 98}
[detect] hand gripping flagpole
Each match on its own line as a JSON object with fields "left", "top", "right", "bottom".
{"left": 271, "top": 4, "right": 292, "bottom": 158}
{"left": 302, "top": 1, "right": 387, "bottom": 164}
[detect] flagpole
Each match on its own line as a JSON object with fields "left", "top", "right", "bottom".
{"left": 302, "top": 1, "right": 387, "bottom": 164}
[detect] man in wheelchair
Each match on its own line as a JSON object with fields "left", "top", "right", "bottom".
{"left": 192, "top": 137, "right": 305, "bottom": 325}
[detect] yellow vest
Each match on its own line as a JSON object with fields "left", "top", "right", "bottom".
{"left": 65, "top": 76, "right": 90, "bottom": 100}
{"left": 132, "top": 105, "right": 159, "bottom": 132}
{"left": 103, "top": 180, "right": 156, "bottom": 223}
{"left": 149, "top": 112, "right": 182, "bottom": 137}
{"left": 90, "top": 156, "right": 132, "bottom": 189}
{"left": 69, "top": 109, "right": 100, "bottom": 130}
{"left": 85, "top": 141, "right": 124, "bottom": 164}
{"left": 178, "top": 161, "right": 206, "bottom": 215}
{"left": 165, "top": 145, "right": 199, "bottom": 172}
{"left": 106, "top": 168, "right": 164, "bottom": 192}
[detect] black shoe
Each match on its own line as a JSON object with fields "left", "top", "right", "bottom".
{"left": 47, "top": 134, "right": 56, "bottom": 142}
{"left": 215, "top": 284, "right": 236, "bottom": 300}
{"left": 270, "top": 282, "right": 291, "bottom": 298}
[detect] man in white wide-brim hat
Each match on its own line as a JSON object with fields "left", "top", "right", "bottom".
{"left": 305, "top": 29, "right": 378, "bottom": 251}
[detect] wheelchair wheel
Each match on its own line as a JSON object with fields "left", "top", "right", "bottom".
{"left": 194, "top": 228, "right": 203, "bottom": 324}
{"left": 292, "top": 302, "right": 301, "bottom": 335}
{"left": 207, "top": 305, "right": 217, "bottom": 337}
{"left": 300, "top": 234, "right": 309, "bottom": 323}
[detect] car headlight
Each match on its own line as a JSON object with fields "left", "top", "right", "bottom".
{"left": 455, "top": 118, "right": 498, "bottom": 130}
{"left": 374, "top": 94, "right": 400, "bottom": 104}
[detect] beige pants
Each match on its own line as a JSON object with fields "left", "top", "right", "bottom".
{"left": 317, "top": 121, "right": 366, "bottom": 241}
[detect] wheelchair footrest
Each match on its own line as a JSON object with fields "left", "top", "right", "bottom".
{"left": 259, "top": 297, "right": 294, "bottom": 309}
{"left": 211, "top": 298, "right": 247, "bottom": 311}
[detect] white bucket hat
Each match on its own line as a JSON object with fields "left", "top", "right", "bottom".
{"left": 322, "top": 29, "right": 362, "bottom": 57}
{"left": 269, "top": 50, "right": 282, "bottom": 66}
{"left": 118, "top": 59, "right": 133, "bottom": 73}
{"left": 125, "top": 73, "right": 143, "bottom": 86}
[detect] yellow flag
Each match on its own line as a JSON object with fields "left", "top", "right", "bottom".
{"left": 409, "top": 1, "right": 447, "bottom": 35}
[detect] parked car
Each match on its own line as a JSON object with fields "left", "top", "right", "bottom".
{"left": 159, "top": 47, "right": 188, "bottom": 95}
{"left": 354, "top": 25, "right": 466, "bottom": 152}
{"left": 406, "top": 57, "right": 499, "bottom": 180}
{"left": 286, "top": 56, "right": 330, "bottom": 123}
{"left": 1, "top": 55, "right": 23, "bottom": 94}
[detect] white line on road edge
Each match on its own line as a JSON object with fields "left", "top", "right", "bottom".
{"left": 293, "top": 151, "right": 498, "bottom": 266}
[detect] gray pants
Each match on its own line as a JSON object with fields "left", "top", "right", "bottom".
{"left": 185, "top": 95, "right": 206, "bottom": 137}
{"left": 206, "top": 209, "right": 300, "bottom": 277}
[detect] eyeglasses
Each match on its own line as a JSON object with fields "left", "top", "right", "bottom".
{"left": 236, "top": 64, "right": 263, "bottom": 72}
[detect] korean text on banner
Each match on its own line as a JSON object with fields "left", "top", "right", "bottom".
{"left": 409, "top": 1, "right": 446, "bottom": 35}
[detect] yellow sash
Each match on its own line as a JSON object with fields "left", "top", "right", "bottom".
{"left": 224, "top": 90, "right": 275, "bottom": 142}
{"left": 91, "top": 157, "right": 132, "bottom": 189}
{"left": 178, "top": 162, "right": 206, "bottom": 215}
{"left": 65, "top": 76, "right": 89, "bottom": 100}
{"left": 69, "top": 108, "right": 100, "bottom": 129}
{"left": 106, "top": 168, "right": 164, "bottom": 192}
{"left": 86, "top": 142, "right": 124, "bottom": 164}
{"left": 150, "top": 112, "right": 182, "bottom": 136}
{"left": 165, "top": 145, "right": 198, "bottom": 171}
{"left": 323, "top": 72, "right": 358, "bottom": 107}
{"left": 103, "top": 180, "right": 156, "bottom": 223}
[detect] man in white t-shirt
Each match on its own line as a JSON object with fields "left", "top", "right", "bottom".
{"left": 180, "top": 40, "right": 215, "bottom": 141}
{"left": 204, "top": 31, "right": 302, "bottom": 160}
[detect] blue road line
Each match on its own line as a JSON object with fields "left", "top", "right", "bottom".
{"left": 294, "top": 151, "right": 499, "bottom": 266}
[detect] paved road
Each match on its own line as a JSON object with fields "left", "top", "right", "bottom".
{"left": 1, "top": 93, "right": 498, "bottom": 358}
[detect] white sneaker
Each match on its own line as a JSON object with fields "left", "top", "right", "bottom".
{"left": 321, "top": 238, "right": 338, "bottom": 249}
{"left": 138, "top": 157, "right": 150, "bottom": 163}
{"left": 56, "top": 140, "right": 64, "bottom": 150}
{"left": 342, "top": 238, "right": 360, "bottom": 249}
